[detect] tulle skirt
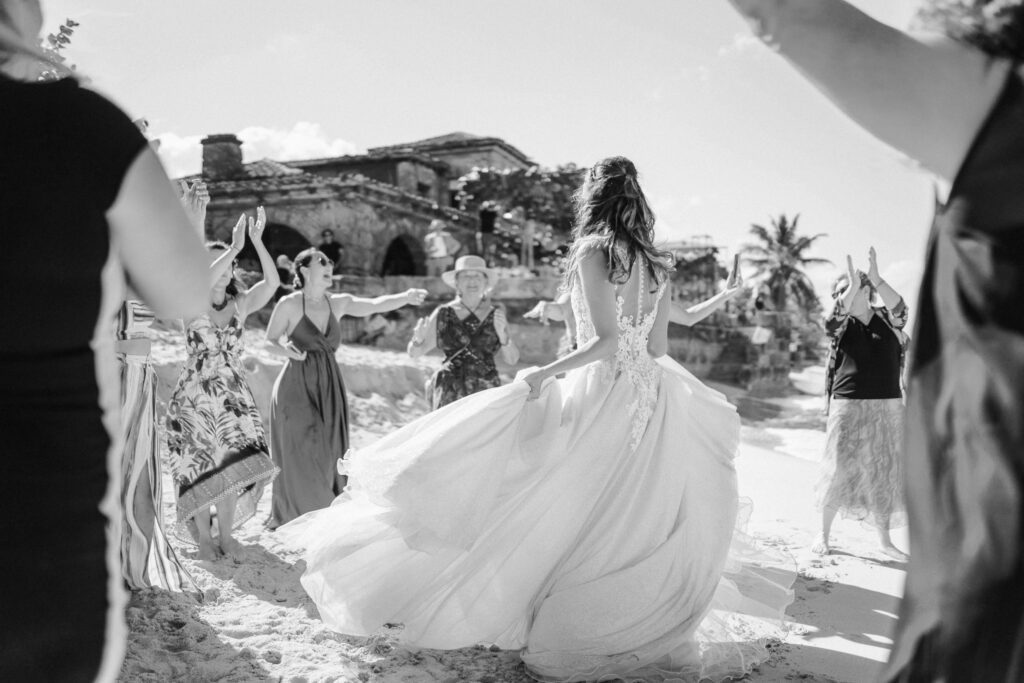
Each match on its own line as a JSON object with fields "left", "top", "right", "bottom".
{"left": 282, "top": 356, "right": 793, "bottom": 682}
{"left": 817, "top": 397, "right": 906, "bottom": 529}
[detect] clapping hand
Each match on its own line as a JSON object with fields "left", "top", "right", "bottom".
{"left": 230, "top": 213, "right": 247, "bottom": 252}
{"left": 411, "top": 317, "right": 429, "bottom": 345}
{"left": 867, "top": 246, "right": 881, "bottom": 287}
{"left": 248, "top": 206, "right": 267, "bottom": 244}
{"left": 493, "top": 307, "right": 511, "bottom": 341}
{"left": 180, "top": 180, "right": 210, "bottom": 232}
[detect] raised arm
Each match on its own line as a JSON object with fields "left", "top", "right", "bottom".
{"left": 725, "top": 0, "right": 1011, "bottom": 181}
{"left": 866, "top": 246, "right": 908, "bottom": 326}
{"left": 521, "top": 250, "right": 618, "bottom": 398}
{"left": 107, "top": 147, "right": 208, "bottom": 320}
{"left": 670, "top": 271, "right": 743, "bottom": 326}
{"left": 331, "top": 288, "right": 428, "bottom": 318}
{"left": 210, "top": 214, "right": 246, "bottom": 287}
{"left": 238, "top": 207, "right": 281, "bottom": 315}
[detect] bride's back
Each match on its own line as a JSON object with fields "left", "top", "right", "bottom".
{"left": 570, "top": 252, "right": 671, "bottom": 359}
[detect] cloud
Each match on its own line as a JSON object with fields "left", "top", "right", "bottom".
{"left": 717, "top": 33, "right": 763, "bottom": 58}
{"left": 238, "top": 122, "right": 362, "bottom": 161}
{"left": 156, "top": 132, "right": 203, "bottom": 178}
{"left": 155, "top": 122, "right": 362, "bottom": 178}
{"left": 679, "top": 65, "right": 710, "bottom": 83}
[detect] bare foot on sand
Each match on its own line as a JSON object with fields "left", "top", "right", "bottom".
{"left": 810, "top": 536, "right": 831, "bottom": 555}
{"left": 198, "top": 539, "right": 220, "bottom": 561}
{"left": 880, "top": 543, "right": 909, "bottom": 562}
{"left": 220, "top": 536, "right": 244, "bottom": 557}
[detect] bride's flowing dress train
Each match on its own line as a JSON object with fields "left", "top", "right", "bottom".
{"left": 283, "top": 267, "right": 793, "bottom": 682}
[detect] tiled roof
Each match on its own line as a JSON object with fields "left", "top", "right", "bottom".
{"left": 289, "top": 150, "right": 449, "bottom": 171}
{"left": 242, "top": 158, "right": 304, "bottom": 178}
{"left": 368, "top": 132, "right": 532, "bottom": 165}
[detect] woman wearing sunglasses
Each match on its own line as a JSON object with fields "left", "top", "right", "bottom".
{"left": 818, "top": 247, "right": 909, "bottom": 561}
{"left": 265, "top": 247, "right": 427, "bottom": 528}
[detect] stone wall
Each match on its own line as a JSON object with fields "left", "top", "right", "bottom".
{"left": 206, "top": 187, "right": 477, "bottom": 277}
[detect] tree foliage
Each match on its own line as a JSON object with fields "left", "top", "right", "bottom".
{"left": 37, "top": 18, "right": 80, "bottom": 82}
{"left": 455, "top": 164, "right": 584, "bottom": 239}
{"left": 741, "top": 213, "right": 830, "bottom": 313}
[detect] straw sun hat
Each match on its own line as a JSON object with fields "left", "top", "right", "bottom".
{"left": 441, "top": 255, "right": 495, "bottom": 289}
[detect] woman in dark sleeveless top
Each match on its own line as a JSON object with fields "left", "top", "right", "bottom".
{"left": 0, "top": 3, "right": 208, "bottom": 679}
{"left": 408, "top": 255, "right": 520, "bottom": 409}
{"left": 265, "top": 247, "right": 427, "bottom": 528}
{"left": 723, "top": 1, "right": 1024, "bottom": 679}
{"left": 817, "top": 250, "right": 909, "bottom": 560}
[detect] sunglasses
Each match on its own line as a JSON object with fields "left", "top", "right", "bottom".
{"left": 301, "top": 255, "right": 334, "bottom": 268}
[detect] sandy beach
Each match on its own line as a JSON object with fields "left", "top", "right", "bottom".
{"left": 120, "top": 343, "right": 906, "bottom": 683}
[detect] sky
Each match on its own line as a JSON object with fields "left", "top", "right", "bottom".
{"left": 42, "top": 0, "right": 932, "bottom": 310}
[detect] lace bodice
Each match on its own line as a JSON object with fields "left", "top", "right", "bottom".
{"left": 570, "top": 265, "right": 666, "bottom": 450}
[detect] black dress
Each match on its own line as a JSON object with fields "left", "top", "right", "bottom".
{"left": 886, "top": 68, "right": 1024, "bottom": 681}
{"left": 268, "top": 296, "right": 349, "bottom": 528}
{"left": 0, "top": 75, "right": 147, "bottom": 681}
{"left": 430, "top": 305, "right": 502, "bottom": 409}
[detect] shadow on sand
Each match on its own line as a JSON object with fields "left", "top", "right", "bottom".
{"left": 118, "top": 588, "right": 276, "bottom": 682}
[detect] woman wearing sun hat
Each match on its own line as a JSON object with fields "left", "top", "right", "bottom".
{"left": 409, "top": 255, "right": 520, "bottom": 409}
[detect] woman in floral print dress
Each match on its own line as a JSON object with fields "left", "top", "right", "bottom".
{"left": 166, "top": 208, "right": 280, "bottom": 560}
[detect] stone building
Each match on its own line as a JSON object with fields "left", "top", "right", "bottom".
{"left": 184, "top": 132, "right": 533, "bottom": 276}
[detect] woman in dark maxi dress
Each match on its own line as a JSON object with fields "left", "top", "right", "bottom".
{"left": 0, "top": 2, "right": 209, "bottom": 679}
{"left": 264, "top": 247, "right": 426, "bottom": 528}
{"left": 407, "top": 255, "right": 520, "bottom": 409}
{"left": 724, "top": 1, "right": 1024, "bottom": 679}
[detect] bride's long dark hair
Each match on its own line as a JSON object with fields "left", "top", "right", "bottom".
{"left": 563, "top": 156, "right": 671, "bottom": 289}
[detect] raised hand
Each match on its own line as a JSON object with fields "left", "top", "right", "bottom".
{"left": 180, "top": 180, "right": 210, "bottom": 233}
{"left": 867, "top": 246, "right": 881, "bottom": 286}
{"left": 248, "top": 206, "right": 267, "bottom": 244}
{"left": 411, "top": 317, "right": 429, "bottom": 345}
{"left": 230, "top": 213, "right": 246, "bottom": 252}
{"left": 724, "top": 270, "right": 744, "bottom": 297}
{"left": 405, "top": 288, "right": 428, "bottom": 306}
{"left": 494, "top": 307, "right": 510, "bottom": 340}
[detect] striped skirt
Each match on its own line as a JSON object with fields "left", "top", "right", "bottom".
{"left": 119, "top": 355, "right": 195, "bottom": 592}
{"left": 817, "top": 397, "right": 906, "bottom": 530}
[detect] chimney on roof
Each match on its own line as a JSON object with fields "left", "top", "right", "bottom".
{"left": 201, "top": 134, "right": 243, "bottom": 180}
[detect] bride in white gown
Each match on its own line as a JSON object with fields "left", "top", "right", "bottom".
{"left": 283, "top": 156, "right": 793, "bottom": 682}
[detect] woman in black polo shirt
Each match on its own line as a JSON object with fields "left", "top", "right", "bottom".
{"left": 816, "top": 248, "right": 909, "bottom": 560}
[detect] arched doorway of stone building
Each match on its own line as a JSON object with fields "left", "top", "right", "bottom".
{"left": 380, "top": 234, "right": 426, "bottom": 276}
{"left": 237, "top": 222, "right": 311, "bottom": 268}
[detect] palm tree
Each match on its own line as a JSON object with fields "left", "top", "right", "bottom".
{"left": 741, "top": 214, "right": 831, "bottom": 313}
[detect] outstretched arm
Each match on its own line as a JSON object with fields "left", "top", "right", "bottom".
{"left": 724, "top": 0, "right": 1011, "bottom": 181}
{"left": 332, "top": 288, "right": 428, "bottom": 318}
{"left": 670, "top": 281, "right": 743, "bottom": 326}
